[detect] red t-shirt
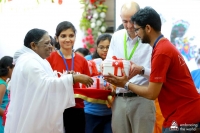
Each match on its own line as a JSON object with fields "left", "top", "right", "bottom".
{"left": 150, "top": 38, "right": 200, "bottom": 127}
{"left": 47, "top": 51, "right": 90, "bottom": 108}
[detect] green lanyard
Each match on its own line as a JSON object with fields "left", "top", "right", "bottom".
{"left": 124, "top": 33, "right": 139, "bottom": 60}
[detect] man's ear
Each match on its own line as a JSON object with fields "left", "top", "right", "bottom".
{"left": 145, "top": 24, "right": 151, "bottom": 33}
{"left": 30, "top": 42, "right": 37, "bottom": 51}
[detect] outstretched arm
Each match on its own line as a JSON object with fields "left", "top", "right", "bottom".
{"left": 129, "top": 62, "right": 151, "bottom": 80}
{"left": 73, "top": 74, "right": 94, "bottom": 88}
{"left": 104, "top": 69, "right": 162, "bottom": 100}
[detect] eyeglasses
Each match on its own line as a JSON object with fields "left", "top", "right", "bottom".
{"left": 134, "top": 27, "right": 143, "bottom": 33}
{"left": 97, "top": 46, "right": 109, "bottom": 50}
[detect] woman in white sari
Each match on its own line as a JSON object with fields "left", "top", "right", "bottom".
{"left": 4, "top": 28, "right": 93, "bottom": 133}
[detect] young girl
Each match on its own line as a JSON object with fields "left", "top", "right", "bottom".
{"left": 0, "top": 56, "right": 14, "bottom": 133}
{"left": 47, "top": 21, "right": 91, "bottom": 133}
{"left": 84, "top": 34, "right": 113, "bottom": 133}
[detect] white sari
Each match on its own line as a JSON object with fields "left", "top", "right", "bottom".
{"left": 5, "top": 46, "right": 75, "bottom": 133}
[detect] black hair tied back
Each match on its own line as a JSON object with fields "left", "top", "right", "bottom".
{"left": 0, "top": 67, "right": 8, "bottom": 77}
{"left": 0, "top": 56, "right": 14, "bottom": 77}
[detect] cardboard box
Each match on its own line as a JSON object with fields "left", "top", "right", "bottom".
{"left": 102, "top": 59, "right": 130, "bottom": 76}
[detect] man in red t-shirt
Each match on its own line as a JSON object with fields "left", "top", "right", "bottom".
{"left": 104, "top": 7, "right": 200, "bottom": 132}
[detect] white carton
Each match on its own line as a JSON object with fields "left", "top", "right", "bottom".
{"left": 90, "top": 76, "right": 104, "bottom": 89}
{"left": 102, "top": 59, "right": 131, "bottom": 76}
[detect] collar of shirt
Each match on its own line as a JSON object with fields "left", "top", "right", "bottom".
{"left": 126, "top": 34, "right": 139, "bottom": 47}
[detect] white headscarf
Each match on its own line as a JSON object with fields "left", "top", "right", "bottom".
{"left": 13, "top": 46, "right": 33, "bottom": 64}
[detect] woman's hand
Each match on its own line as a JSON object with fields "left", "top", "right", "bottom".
{"left": 73, "top": 74, "right": 94, "bottom": 88}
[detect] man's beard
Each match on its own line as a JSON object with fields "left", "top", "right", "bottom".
{"left": 141, "top": 32, "right": 150, "bottom": 44}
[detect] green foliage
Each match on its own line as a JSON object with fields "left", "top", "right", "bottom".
{"left": 79, "top": 0, "right": 108, "bottom": 53}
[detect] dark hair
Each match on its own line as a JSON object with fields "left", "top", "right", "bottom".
{"left": 131, "top": 7, "right": 161, "bottom": 32}
{"left": 92, "top": 34, "right": 112, "bottom": 59}
{"left": 75, "top": 48, "right": 90, "bottom": 57}
{"left": 116, "top": 24, "right": 124, "bottom": 32}
{"left": 50, "top": 35, "right": 60, "bottom": 50}
{"left": 24, "top": 28, "right": 48, "bottom": 48}
{"left": 55, "top": 21, "right": 76, "bottom": 37}
{"left": 50, "top": 35, "right": 55, "bottom": 46}
{"left": 0, "top": 56, "right": 14, "bottom": 76}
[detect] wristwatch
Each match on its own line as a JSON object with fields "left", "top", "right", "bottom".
{"left": 124, "top": 82, "right": 130, "bottom": 91}
{"left": 139, "top": 66, "right": 145, "bottom": 75}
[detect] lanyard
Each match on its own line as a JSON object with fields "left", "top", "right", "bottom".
{"left": 124, "top": 33, "right": 139, "bottom": 60}
{"left": 153, "top": 34, "right": 163, "bottom": 49}
{"left": 59, "top": 50, "right": 74, "bottom": 71}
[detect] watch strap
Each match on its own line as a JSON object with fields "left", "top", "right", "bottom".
{"left": 124, "top": 82, "right": 130, "bottom": 91}
{"left": 139, "top": 66, "right": 145, "bottom": 75}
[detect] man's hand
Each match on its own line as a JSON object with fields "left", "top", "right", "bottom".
{"left": 104, "top": 69, "right": 128, "bottom": 88}
{"left": 129, "top": 62, "right": 143, "bottom": 79}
